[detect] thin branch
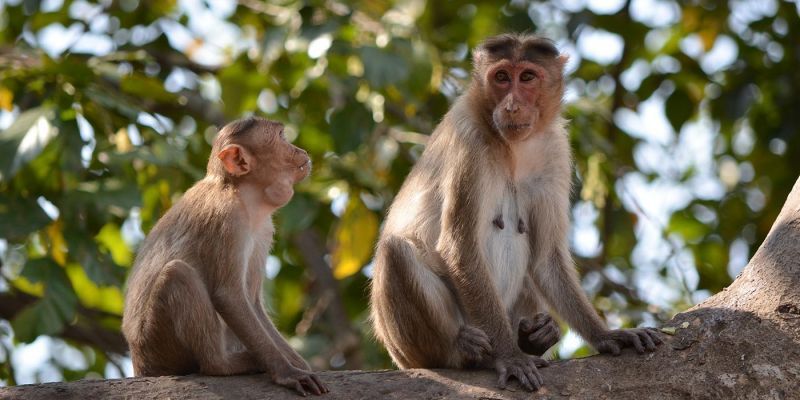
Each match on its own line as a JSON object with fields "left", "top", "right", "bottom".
{"left": 292, "top": 229, "right": 363, "bottom": 370}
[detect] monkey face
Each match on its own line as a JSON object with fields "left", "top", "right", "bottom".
{"left": 472, "top": 34, "right": 567, "bottom": 143}
{"left": 253, "top": 124, "right": 312, "bottom": 207}
{"left": 486, "top": 60, "right": 551, "bottom": 142}
{"left": 211, "top": 117, "right": 312, "bottom": 208}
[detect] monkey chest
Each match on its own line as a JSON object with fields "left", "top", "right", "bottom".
{"left": 484, "top": 190, "right": 530, "bottom": 310}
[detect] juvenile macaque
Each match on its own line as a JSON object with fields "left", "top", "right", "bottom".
{"left": 122, "top": 117, "right": 328, "bottom": 396}
{"left": 370, "top": 34, "right": 661, "bottom": 391}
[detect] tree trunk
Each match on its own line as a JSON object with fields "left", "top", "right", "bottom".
{"left": 3, "top": 177, "right": 800, "bottom": 399}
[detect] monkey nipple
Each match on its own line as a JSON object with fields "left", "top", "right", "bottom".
{"left": 493, "top": 215, "right": 505, "bottom": 230}
{"left": 517, "top": 219, "right": 527, "bottom": 234}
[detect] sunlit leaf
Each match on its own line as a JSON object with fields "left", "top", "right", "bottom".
{"left": 332, "top": 194, "right": 379, "bottom": 279}
{"left": 65, "top": 227, "right": 126, "bottom": 286}
{"left": 0, "top": 106, "right": 56, "bottom": 180}
{"left": 95, "top": 223, "right": 133, "bottom": 267}
{"left": 0, "top": 86, "right": 12, "bottom": 111}
{"left": 45, "top": 219, "right": 68, "bottom": 266}
{"left": 65, "top": 263, "right": 124, "bottom": 315}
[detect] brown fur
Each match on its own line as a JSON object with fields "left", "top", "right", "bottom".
{"left": 122, "top": 117, "right": 327, "bottom": 396}
{"left": 370, "top": 33, "right": 661, "bottom": 392}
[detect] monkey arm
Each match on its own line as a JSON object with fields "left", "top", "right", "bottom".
{"left": 532, "top": 244, "right": 608, "bottom": 343}
{"left": 211, "top": 285, "right": 291, "bottom": 372}
{"left": 252, "top": 293, "right": 311, "bottom": 371}
{"left": 530, "top": 205, "right": 661, "bottom": 354}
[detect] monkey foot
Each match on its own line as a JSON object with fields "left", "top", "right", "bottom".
{"left": 456, "top": 325, "right": 492, "bottom": 366}
{"left": 518, "top": 313, "right": 561, "bottom": 356}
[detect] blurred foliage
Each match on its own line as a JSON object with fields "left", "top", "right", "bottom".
{"left": 0, "top": 0, "right": 798, "bottom": 384}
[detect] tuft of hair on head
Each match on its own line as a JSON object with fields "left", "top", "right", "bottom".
{"left": 472, "top": 33, "right": 560, "bottom": 72}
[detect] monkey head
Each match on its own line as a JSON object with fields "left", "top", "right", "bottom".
{"left": 472, "top": 34, "right": 568, "bottom": 142}
{"left": 209, "top": 117, "right": 311, "bottom": 207}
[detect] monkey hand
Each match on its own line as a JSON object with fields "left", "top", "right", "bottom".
{"left": 283, "top": 348, "right": 312, "bottom": 371}
{"left": 270, "top": 364, "right": 329, "bottom": 396}
{"left": 493, "top": 350, "right": 548, "bottom": 392}
{"left": 518, "top": 313, "right": 561, "bottom": 356}
{"left": 592, "top": 328, "right": 663, "bottom": 356}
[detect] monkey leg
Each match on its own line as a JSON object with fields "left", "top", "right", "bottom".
{"left": 511, "top": 276, "right": 561, "bottom": 356}
{"left": 133, "top": 260, "right": 259, "bottom": 376}
{"left": 372, "top": 236, "right": 491, "bottom": 369}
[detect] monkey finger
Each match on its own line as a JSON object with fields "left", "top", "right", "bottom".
{"left": 628, "top": 332, "right": 645, "bottom": 354}
{"left": 542, "top": 324, "right": 561, "bottom": 341}
{"left": 293, "top": 381, "right": 308, "bottom": 397}
{"left": 532, "top": 312, "right": 551, "bottom": 324}
{"left": 496, "top": 366, "right": 509, "bottom": 389}
{"left": 301, "top": 376, "right": 322, "bottom": 396}
{"left": 528, "top": 314, "right": 550, "bottom": 331}
{"left": 527, "top": 328, "right": 558, "bottom": 346}
{"left": 647, "top": 328, "right": 664, "bottom": 345}
{"left": 600, "top": 341, "right": 621, "bottom": 356}
{"left": 638, "top": 330, "right": 657, "bottom": 351}
{"left": 519, "top": 318, "right": 534, "bottom": 333}
{"left": 475, "top": 335, "right": 492, "bottom": 354}
{"left": 524, "top": 365, "right": 542, "bottom": 390}
{"left": 533, "top": 357, "right": 549, "bottom": 368}
{"left": 310, "top": 375, "right": 329, "bottom": 393}
{"left": 515, "top": 368, "right": 534, "bottom": 392}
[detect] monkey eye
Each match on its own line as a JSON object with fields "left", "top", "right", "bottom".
{"left": 495, "top": 70, "right": 511, "bottom": 82}
{"left": 520, "top": 71, "right": 536, "bottom": 82}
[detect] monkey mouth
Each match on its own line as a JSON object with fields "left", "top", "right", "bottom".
{"left": 504, "top": 123, "right": 531, "bottom": 131}
{"left": 295, "top": 159, "right": 312, "bottom": 181}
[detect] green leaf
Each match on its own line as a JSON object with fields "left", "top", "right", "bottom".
{"left": 329, "top": 102, "right": 374, "bottom": 154}
{"left": 0, "top": 107, "right": 56, "bottom": 180}
{"left": 665, "top": 87, "right": 694, "bottom": 132}
{"left": 667, "top": 211, "right": 709, "bottom": 243}
{"left": 0, "top": 195, "right": 52, "bottom": 240}
{"left": 696, "top": 240, "right": 730, "bottom": 293}
{"left": 359, "top": 46, "right": 409, "bottom": 88}
{"left": 12, "top": 259, "right": 78, "bottom": 343}
{"left": 276, "top": 193, "right": 318, "bottom": 236}
{"left": 84, "top": 85, "right": 141, "bottom": 119}
{"left": 120, "top": 74, "right": 176, "bottom": 104}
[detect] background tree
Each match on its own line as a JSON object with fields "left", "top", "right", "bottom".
{"left": 0, "top": 0, "right": 797, "bottom": 385}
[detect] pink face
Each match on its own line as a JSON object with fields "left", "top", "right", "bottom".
{"left": 255, "top": 126, "right": 311, "bottom": 207}
{"left": 485, "top": 60, "right": 551, "bottom": 142}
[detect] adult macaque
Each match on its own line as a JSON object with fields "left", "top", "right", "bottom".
{"left": 370, "top": 34, "right": 661, "bottom": 391}
{"left": 122, "top": 117, "right": 328, "bottom": 396}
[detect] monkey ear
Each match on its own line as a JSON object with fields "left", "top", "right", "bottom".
{"left": 557, "top": 54, "right": 569, "bottom": 67}
{"left": 218, "top": 144, "right": 252, "bottom": 177}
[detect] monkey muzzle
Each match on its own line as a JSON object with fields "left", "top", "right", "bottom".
{"left": 295, "top": 158, "right": 312, "bottom": 181}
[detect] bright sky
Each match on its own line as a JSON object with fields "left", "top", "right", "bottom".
{"left": 0, "top": 0, "right": 786, "bottom": 383}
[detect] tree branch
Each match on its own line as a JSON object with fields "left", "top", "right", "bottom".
{"left": 0, "top": 291, "right": 128, "bottom": 356}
